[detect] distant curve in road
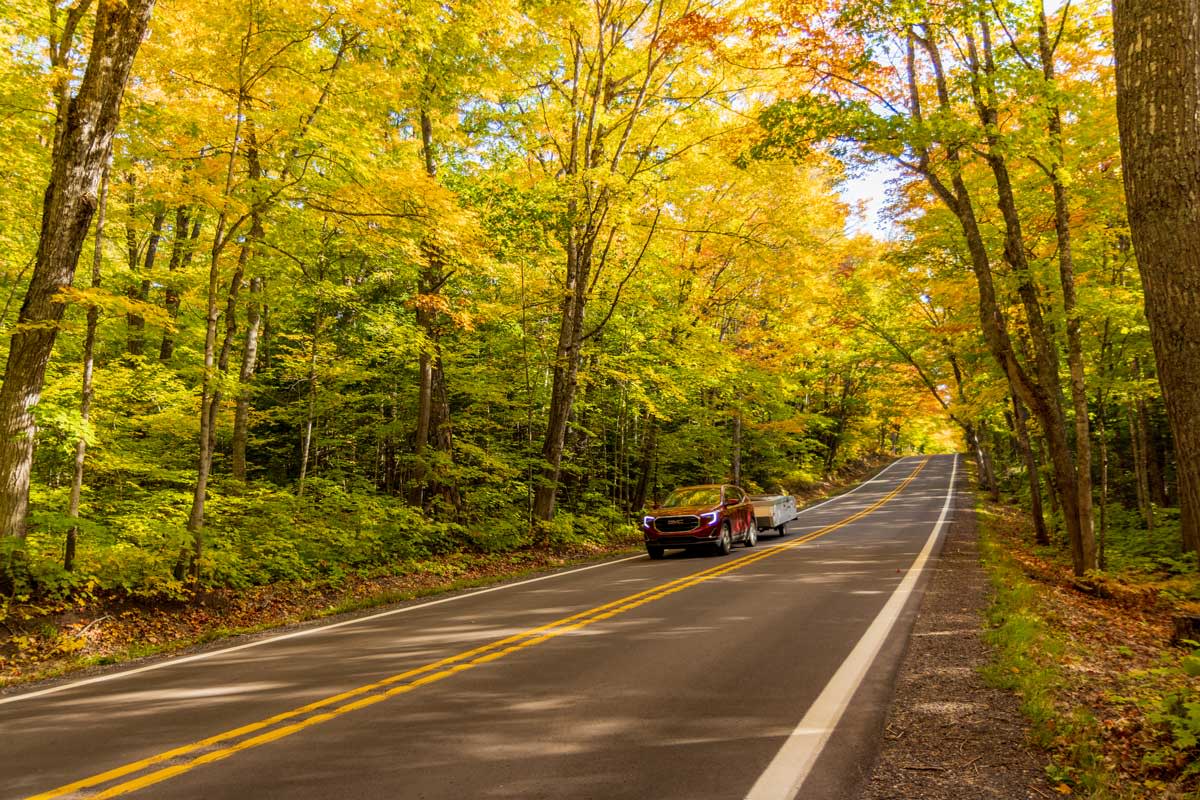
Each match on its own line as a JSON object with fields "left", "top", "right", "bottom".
{"left": 5, "top": 453, "right": 961, "bottom": 800}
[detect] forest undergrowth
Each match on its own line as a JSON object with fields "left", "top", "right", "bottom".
{"left": 981, "top": 497, "right": 1200, "bottom": 798}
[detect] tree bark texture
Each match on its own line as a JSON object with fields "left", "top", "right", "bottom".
{"left": 0, "top": 0, "right": 156, "bottom": 539}
{"left": 1114, "top": 0, "right": 1200, "bottom": 554}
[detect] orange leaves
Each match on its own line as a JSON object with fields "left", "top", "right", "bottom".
{"left": 412, "top": 292, "right": 452, "bottom": 315}
{"left": 656, "top": 11, "right": 732, "bottom": 53}
{"left": 409, "top": 293, "right": 475, "bottom": 331}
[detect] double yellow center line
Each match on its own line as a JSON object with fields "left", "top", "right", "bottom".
{"left": 31, "top": 457, "right": 930, "bottom": 800}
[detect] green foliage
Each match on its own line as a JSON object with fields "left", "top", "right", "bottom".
{"left": 1139, "top": 650, "right": 1200, "bottom": 778}
{"left": 1101, "top": 506, "right": 1196, "bottom": 576}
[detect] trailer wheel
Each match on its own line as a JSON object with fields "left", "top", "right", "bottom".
{"left": 775, "top": 524, "right": 786, "bottom": 537}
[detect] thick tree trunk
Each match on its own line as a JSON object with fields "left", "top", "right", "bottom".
{"left": 1114, "top": 0, "right": 1200, "bottom": 556}
{"left": 0, "top": 0, "right": 156, "bottom": 539}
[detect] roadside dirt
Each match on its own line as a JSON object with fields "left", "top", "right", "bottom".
{"left": 864, "top": 500, "right": 1050, "bottom": 799}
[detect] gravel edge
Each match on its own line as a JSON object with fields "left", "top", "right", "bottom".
{"left": 862, "top": 491, "right": 1051, "bottom": 800}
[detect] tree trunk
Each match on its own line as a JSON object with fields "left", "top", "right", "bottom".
{"left": 1098, "top": 395, "right": 1109, "bottom": 570}
{"left": 182, "top": 234, "right": 241, "bottom": 581}
{"left": 230, "top": 142, "right": 265, "bottom": 482}
{"left": 530, "top": 10, "right": 669, "bottom": 521}
{"left": 408, "top": 107, "right": 456, "bottom": 512}
{"left": 125, "top": 192, "right": 163, "bottom": 357}
{"left": 975, "top": 423, "right": 1000, "bottom": 501}
{"left": 231, "top": 276, "right": 263, "bottom": 481}
{"left": 964, "top": 421, "right": 989, "bottom": 493}
{"left": 1129, "top": 402, "right": 1155, "bottom": 532}
{"left": 631, "top": 415, "right": 658, "bottom": 511}
{"left": 1038, "top": 2, "right": 1096, "bottom": 559}
{"left": 1147, "top": 409, "right": 1171, "bottom": 507}
{"left": 967, "top": 17, "right": 1092, "bottom": 572}
{"left": 66, "top": 161, "right": 111, "bottom": 571}
{"left": 731, "top": 410, "right": 742, "bottom": 486}
{"left": 0, "top": 0, "right": 156, "bottom": 539}
{"left": 1113, "top": 0, "right": 1200, "bottom": 556}
{"left": 159, "top": 208, "right": 200, "bottom": 362}
{"left": 1012, "top": 394, "right": 1049, "bottom": 545}
{"left": 180, "top": 65, "right": 253, "bottom": 582}
{"left": 297, "top": 309, "right": 321, "bottom": 498}
{"left": 906, "top": 24, "right": 1092, "bottom": 572}
{"left": 533, "top": 228, "right": 591, "bottom": 522}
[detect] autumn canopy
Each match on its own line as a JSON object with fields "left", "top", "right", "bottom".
{"left": 0, "top": 0, "right": 1194, "bottom": 594}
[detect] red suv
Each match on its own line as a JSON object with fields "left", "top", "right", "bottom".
{"left": 641, "top": 484, "right": 757, "bottom": 559}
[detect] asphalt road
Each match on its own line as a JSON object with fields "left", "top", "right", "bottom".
{"left": 2, "top": 453, "right": 961, "bottom": 800}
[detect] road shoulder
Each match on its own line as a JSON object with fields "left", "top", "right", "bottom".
{"left": 863, "top": 492, "right": 1048, "bottom": 799}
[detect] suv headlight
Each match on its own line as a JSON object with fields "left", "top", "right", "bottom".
{"left": 643, "top": 516, "right": 655, "bottom": 528}
{"left": 700, "top": 511, "right": 719, "bottom": 525}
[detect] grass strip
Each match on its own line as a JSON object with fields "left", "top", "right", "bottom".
{"left": 976, "top": 499, "right": 1116, "bottom": 799}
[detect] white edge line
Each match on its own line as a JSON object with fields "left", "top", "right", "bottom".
{"left": 744, "top": 453, "right": 958, "bottom": 800}
{"left": 0, "top": 456, "right": 914, "bottom": 707}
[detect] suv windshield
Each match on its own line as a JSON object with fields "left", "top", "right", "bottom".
{"left": 662, "top": 487, "right": 722, "bottom": 508}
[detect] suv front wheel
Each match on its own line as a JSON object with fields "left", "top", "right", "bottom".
{"left": 714, "top": 522, "right": 733, "bottom": 556}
